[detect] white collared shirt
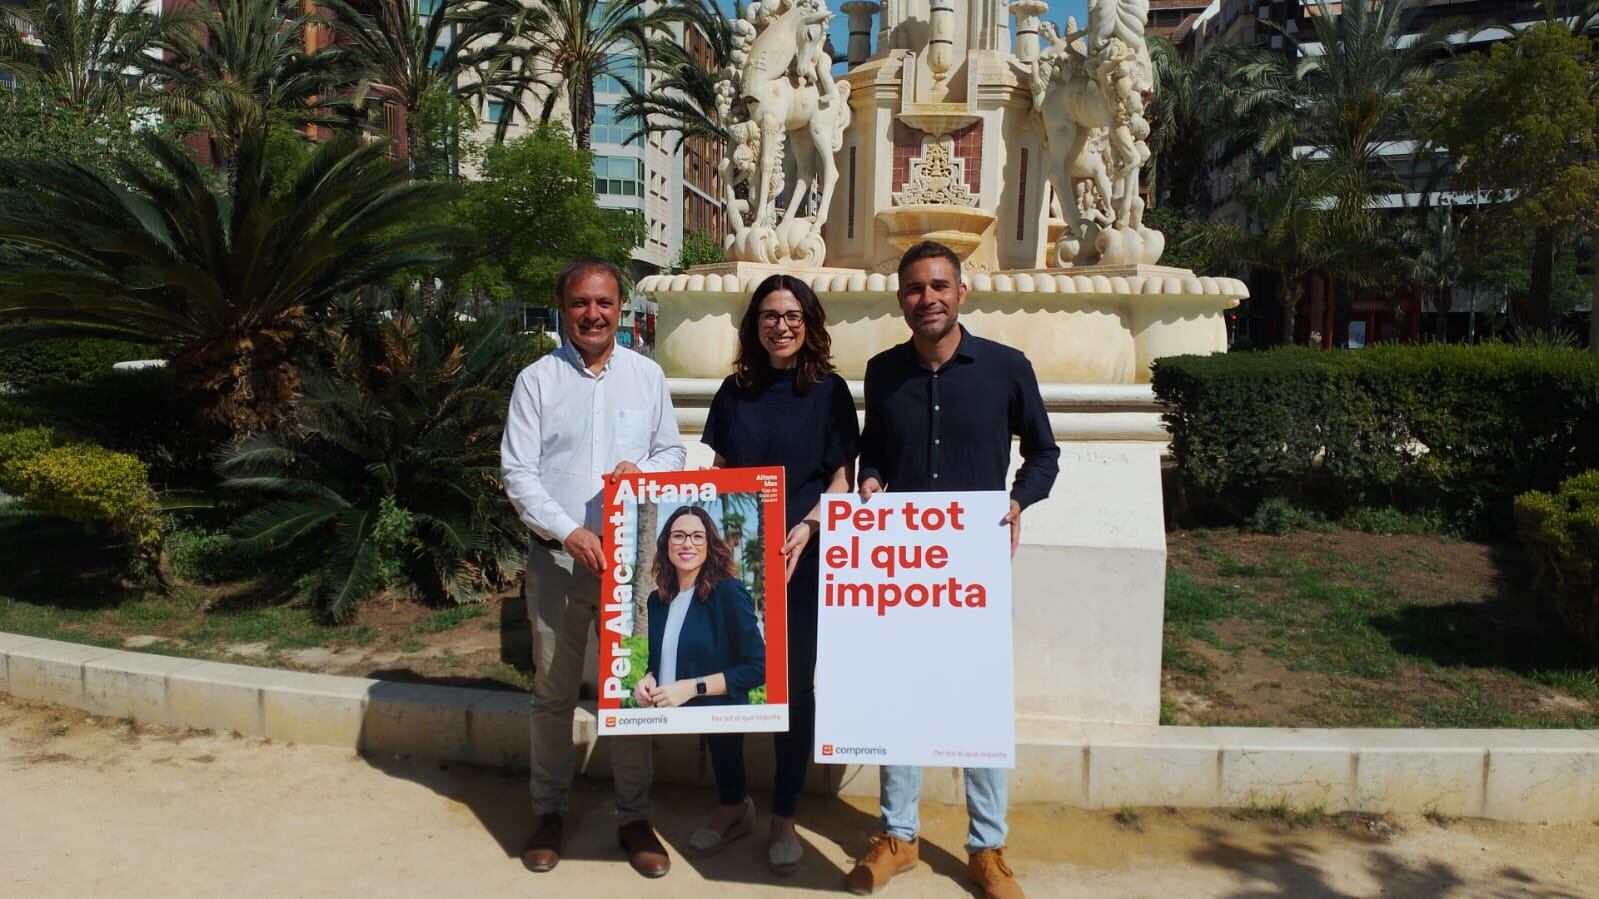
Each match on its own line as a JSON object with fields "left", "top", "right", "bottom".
{"left": 658, "top": 587, "right": 695, "bottom": 685}
{"left": 501, "top": 341, "right": 686, "bottom": 543}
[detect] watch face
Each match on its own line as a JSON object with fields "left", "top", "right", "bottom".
{"left": 696, "top": 678, "right": 707, "bottom": 695}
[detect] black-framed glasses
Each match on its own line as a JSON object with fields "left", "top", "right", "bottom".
{"left": 758, "top": 310, "right": 804, "bottom": 329}
{"left": 668, "top": 531, "right": 707, "bottom": 546}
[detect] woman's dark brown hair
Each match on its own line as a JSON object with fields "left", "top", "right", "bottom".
{"left": 734, "top": 274, "right": 834, "bottom": 394}
{"left": 652, "top": 506, "right": 740, "bottom": 602}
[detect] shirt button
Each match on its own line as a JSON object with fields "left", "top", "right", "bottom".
{"left": 934, "top": 405, "right": 941, "bottom": 411}
{"left": 933, "top": 473, "right": 940, "bottom": 479}
{"left": 935, "top": 439, "right": 941, "bottom": 445}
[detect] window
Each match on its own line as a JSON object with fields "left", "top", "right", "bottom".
{"left": 591, "top": 104, "right": 637, "bottom": 145}
{"left": 487, "top": 100, "right": 507, "bottom": 124}
{"left": 595, "top": 55, "right": 642, "bottom": 95}
{"left": 417, "top": 0, "right": 443, "bottom": 16}
{"left": 593, "top": 155, "right": 645, "bottom": 197}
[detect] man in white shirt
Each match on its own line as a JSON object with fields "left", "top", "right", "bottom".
{"left": 502, "top": 257, "right": 686, "bottom": 878}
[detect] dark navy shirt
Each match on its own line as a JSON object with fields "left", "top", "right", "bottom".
{"left": 703, "top": 370, "right": 861, "bottom": 530}
{"left": 858, "top": 327, "right": 1060, "bottom": 509}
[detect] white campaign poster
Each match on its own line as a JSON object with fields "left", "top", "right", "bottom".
{"left": 813, "top": 491, "right": 1015, "bottom": 768}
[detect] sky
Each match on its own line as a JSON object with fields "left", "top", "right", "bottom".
{"left": 713, "top": 0, "right": 1093, "bottom": 62}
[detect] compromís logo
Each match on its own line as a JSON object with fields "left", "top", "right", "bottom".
{"left": 821, "top": 743, "right": 886, "bottom": 758}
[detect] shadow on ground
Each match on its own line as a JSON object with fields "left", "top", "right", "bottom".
{"left": 358, "top": 738, "right": 973, "bottom": 894}
{"left": 1370, "top": 544, "right": 1594, "bottom": 675}
{"left": 1188, "top": 824, "right": 1589, "bottom": 899}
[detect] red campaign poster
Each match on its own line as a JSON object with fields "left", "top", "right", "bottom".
{"left": 597, "top": 467, "right": 789, "bottom": 736}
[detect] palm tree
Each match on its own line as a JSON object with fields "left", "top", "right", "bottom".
{"left": 324, "top": 0, "right": 538, "bottom": 171}
{"left": 0, "top": 132, "right": 460, "bottom": 435}
{"left": 1272, "top": 0, "right": 1465, "bottom": 197}
{"left": 149, "top": 0, "right": 357, "bottom": 175}
{"left": 220, "top": 289, "right": 534, "bottom": 621}
{"left": 630, "top": 501, "right": 656, "bottom": 636}
{"left": 1185, "top": 159, "right": 1380, "bottom": 345}
{"left": 614, "top": 0, "right": 733, "bottom": 149}
{"left": 1397, "top": 204, "right": 1464, "bottom": 342}
{"left": 495, "top": 0, "right": 688, "bottom": 149}
{"left": 1144, "top": 35, "right": 1294, "bottom": 214}
{"left": 0, "top": 0, "right": 193, "bottom": 115}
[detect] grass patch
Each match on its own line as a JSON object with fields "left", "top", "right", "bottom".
{"left": 1165, "top": 524, "right": 1599, "bottom": 729}
{"left": 1165, "top": 569, "right": 1257, "bottom": 648}
{"left": 1233, "top": 798, "right": 1328, "bottom": 829}
{"left": 1529, "top": 669, "right": 1599, "bottom": 701}
{"left": 413, "top": 604, "right": 489, "bottom": 634}
{"left": 476, "top": 660, "right": 533, "bottom": 692}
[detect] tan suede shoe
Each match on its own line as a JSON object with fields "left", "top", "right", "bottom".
{"left": 845, "top": 834, "right": 919, "bottom": 895}
{"left": 968, "top": 846, "right": 1024, "bottom": 899}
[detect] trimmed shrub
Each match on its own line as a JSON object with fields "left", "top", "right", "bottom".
{"left": 1153, "top": 345, "right": 1599, "bottom": 532}
{"left": 5, "top": 366, "right": 215, "bottom": 488}
{"left": 0, "top": 426, "right": 63, "bottom": 470}
{"left": 0, "top": 328, "right": 153, "bottom": 391}
{"left": 1516, "top": 472, "right": 1599, "bottom": 653}
{"left": 3, "top": 442, "right": 162, "bottom": 575}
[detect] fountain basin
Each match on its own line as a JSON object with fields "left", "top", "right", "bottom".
{"left": 877, "top": 204, "right": 997, "bottom": 261}
{"left": 637, "top": 262, "right": 1245, "bottom": 385}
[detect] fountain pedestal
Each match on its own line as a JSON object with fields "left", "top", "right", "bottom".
{"left": 637, "top": 0, "right": 1248, "bottom": 729}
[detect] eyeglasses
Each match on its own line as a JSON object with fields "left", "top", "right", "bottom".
{"left": 758, "top": 310, "right": 804, "bottom": 329}
{"left": 668, "top": 531, "right": 707, "bottom": 546}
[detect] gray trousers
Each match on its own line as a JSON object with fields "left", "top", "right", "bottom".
{"left": 526, "top": 546, "right": 653, "bottom": 822}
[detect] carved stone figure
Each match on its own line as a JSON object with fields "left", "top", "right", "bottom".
{"left": 720, "top": 0, "right": 852, "bottom": 266}
{"left": 1031, "top": 1, "right": 1163, "bottom": 266}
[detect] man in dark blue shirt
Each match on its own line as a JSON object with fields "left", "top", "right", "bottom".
{"left": 846, "top": 241, "right": 1058, "bottom": 899}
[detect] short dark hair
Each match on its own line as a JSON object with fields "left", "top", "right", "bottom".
{"left": 896, "top": 241, "right": 963, "bottom": 283}
{"left": 735, "top": 274, "right": 835, "bottom": 395}
{"left": 554, "top": 257, "right": 625, "bottom": 304}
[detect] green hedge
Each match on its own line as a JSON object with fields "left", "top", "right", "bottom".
{"left": 1152, "top": 345, "right": 1599, "bottom": 529}
{"left": 3, "top": 367, "right": 213, "bottom": 488}
{"left": 0, "top": 329, "right": 153, "bottom": 391}
{"left": 1516, "top": 472, "right": 1599, "bottom": 652}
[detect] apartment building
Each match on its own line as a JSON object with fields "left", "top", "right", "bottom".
{"left": 476, "top": 5, "right": 723, "bottom": 350}
{"left": 1171, "top": 0, "right": 1592, "bottom": 347}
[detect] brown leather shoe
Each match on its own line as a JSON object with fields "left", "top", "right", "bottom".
{"left": 521, "top": 813, "right": 562, "bottom": 873}
{"left": 845, "top": 834, "right": 919, "bottom": 895}
{"left": 968, "top": 846, "right": 1024, "bottom": 899}
{"left": 618, "top": 820, "right": 671, "bottom": 878}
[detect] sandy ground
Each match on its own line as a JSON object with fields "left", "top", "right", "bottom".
{"left": 3, "top": 695, "right": 1598, "bottom": 898}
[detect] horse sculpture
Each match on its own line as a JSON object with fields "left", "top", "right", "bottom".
{"left": 1031, "top": 4, "right": 1164, "bottom": 267}
{"left": 720, "top": 0, "right": 851, "bottom": 266}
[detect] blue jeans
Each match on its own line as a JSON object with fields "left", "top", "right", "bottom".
{"left": 879, "top": 765, "right": 1008, "bottom": 854}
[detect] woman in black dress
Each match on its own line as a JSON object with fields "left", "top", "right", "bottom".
{"left": 687, "top": 274, "right": 859, "bottom": 874}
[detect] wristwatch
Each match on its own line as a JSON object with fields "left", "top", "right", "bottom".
{"left": 695, "top": 677, "right": 707, "bottom": 697}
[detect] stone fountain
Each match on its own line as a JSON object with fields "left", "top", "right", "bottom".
{"left": 638, "top": 0, "right": 1245, "bottom": 729}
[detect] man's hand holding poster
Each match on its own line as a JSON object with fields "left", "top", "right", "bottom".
{"left": 813, "top": 491, "right": 1015, "bottom": 767}
{"left": 598, "top": 467, "right": 789, "bottom": 736}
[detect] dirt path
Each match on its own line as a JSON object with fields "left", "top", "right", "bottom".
{"left": 3, "top": 695, "right": 1596, "bottom": 898}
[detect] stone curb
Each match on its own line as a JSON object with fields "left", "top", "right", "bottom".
{"left": 4, "top": 633, "right": 1597, "bottom": 822}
